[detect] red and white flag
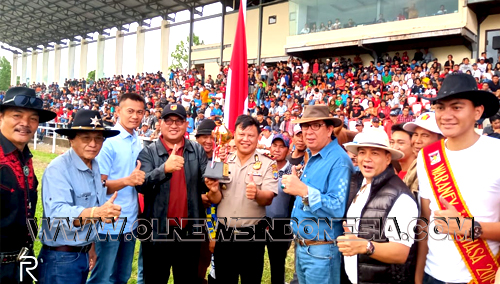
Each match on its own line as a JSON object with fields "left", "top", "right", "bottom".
{"left": 224, "top": 0, "right": 248, "bottom": 132}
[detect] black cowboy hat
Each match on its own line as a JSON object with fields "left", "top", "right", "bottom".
{"left": 55, "top": 110, "right": 120, "bottom": 138}
{"left": 0, "top": 87, "right": 56, "bottom": 123}
{"left": 418, "top": 73, "right": 499, "bottom": 118}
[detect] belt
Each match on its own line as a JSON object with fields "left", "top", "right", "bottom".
{"left": 42, "top": 244, "right": 92, "bottom": 253}
{"left": 294, "top": 238, "right": 337, "bottom": 246}
{"left": 0, "top": 251, "right": 20, "bottom": 264}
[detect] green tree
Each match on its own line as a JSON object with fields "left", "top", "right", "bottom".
{"left": 0, "top": 56, "right": 12, "bottom": 91}
{"left": 170, "top": 34, "right": 204, "bottom": 70}
{"left": 87, "top": 70, "right": 95, "bottom": 81}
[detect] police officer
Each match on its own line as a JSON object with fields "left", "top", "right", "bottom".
{"left": 205, "top": 115, "right": 279, "bottom": 283}
{"left": 0, "top": 87, "right": 56, "bottom": 283}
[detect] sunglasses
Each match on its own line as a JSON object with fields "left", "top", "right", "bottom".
{"left": 4, "top": 95, "right": 43, "bottom": 109}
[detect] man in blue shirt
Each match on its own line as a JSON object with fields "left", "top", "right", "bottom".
{"left": 87, "top": 93, "right": 146, "bottom": 284}
{"left": 37, "top": 110, "right": 121, "bottom": 284}
{"left": 281, "top": 105, "right": 353, "bottom": 284}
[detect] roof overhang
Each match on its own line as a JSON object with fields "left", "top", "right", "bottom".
{"left": 0, "top": 0, "right": 221, "bottom": 51}
{"left": 286, "top": 27, "right": 476, "bottom": 55}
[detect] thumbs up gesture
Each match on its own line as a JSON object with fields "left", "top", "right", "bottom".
{"left": 96, "top": 192, "right": 122, "bottom": 223}
{"left": 282, "top": 166, "right": 308, "bottom": 197}
{"left": 337, "top": 222, "right": 367, "bottom": 257}
{"left": 127, "top": 160, "right": 146, "bottom": 186}
{"left": 434, "top": 195, "right": 471, "bottom": 235}
{"left": 246, "top": 173, "right": 258, "bottom": 200}
{"left": 164, "top": 144, "right": 185, "bottom": 173}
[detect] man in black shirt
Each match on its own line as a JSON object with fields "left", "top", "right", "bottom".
{"left": 257, "top": 111, "right": 268, "bottom": 130}
{"left": 488, "top": 75, "right": 500, "bottom": 93}
{"left": 350, "top": 98, "right": 365, "bottom": 119}
{"left": 0, "top": 87, "right": 56, "bottom": 283}
{"left": 260, "top": 103, "right": 269, "bottom": 117}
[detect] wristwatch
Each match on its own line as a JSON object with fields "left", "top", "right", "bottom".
{"left": 102, "top": 179, "right": 107, "bottom": 188}
{"left": 365, "top": 241, "right": 375, "bottom": 256}
{"left": 302, "top": 195, "right": 309, "bottom": 206}
{"left": 472, "top": 221, "right": 482, "bottom": 240}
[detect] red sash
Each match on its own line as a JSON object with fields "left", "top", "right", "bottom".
{"left": 422, "top": 140, "right": 499, "bottom": 284}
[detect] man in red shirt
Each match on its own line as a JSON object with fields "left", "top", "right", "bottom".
{"left": 389, "top": 124, "right": 415, "bottom": 179}
{"left": 136, "top": 104, "right": 220, "bottom": 283}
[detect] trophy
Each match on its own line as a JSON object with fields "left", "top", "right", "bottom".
{"left": 203, "top": 124, "right": 233, "bottom": 180}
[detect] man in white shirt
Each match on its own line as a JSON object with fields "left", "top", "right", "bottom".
{"left": 415, "top": 73, "right": 500, "bottom": 284}
{"left": 339, "top": 128, "right": 418, "bottom": 284}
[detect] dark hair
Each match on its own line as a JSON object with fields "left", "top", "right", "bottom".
{"left": 391, "top": 123, "right": 412, "bottom": 139}
{"left": 490, "top": 115, "right": 500, "bottom": 123}
{"left": 235, "top": 115, "right": 261, "bottom": 134}
{"left": 119, "top": 92, "right": 146, "bottom": 107}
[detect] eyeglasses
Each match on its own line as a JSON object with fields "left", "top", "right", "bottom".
{"left": 301, "top": 123, "right": 326, "bottom": 131}
{"left": 77, "top": 135, "right": 106, "bottom": 144}
{"left": 163, "top": 118, "right": 185, "bottom": 126}
{"left": 4, "top": 95, "right": 43, "bottom": 109}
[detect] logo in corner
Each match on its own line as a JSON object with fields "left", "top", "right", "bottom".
{"left": 170, "top": 105, "right": 177, "bottom": 111}
{"left": 428, "top": 150, "right": 441, "bottom": 166}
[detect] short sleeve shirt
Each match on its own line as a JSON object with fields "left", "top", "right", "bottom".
{"left": 217, "top": 151, "right": 278, "bottom": 227}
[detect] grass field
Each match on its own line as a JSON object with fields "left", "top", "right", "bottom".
{"left": 31, "top": 149, "right": 296, "bottom": 283}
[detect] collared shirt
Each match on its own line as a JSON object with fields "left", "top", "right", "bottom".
{"left": 0, "top": 131, "right": 38, "bottom": 251}
{"left": 40, "top": 148, "right": 106, "bottom": 247}
{"left": 218, "top": 151, "right": 279, "bottom": 227}
{"left": 291, "top": 139, "right": 353, "bottom": 240}
{"left": 266, "top": 161, "right": 293, "bottom": 218}
{"left": 96, "top": 121, "right": 142, "bottom": 234}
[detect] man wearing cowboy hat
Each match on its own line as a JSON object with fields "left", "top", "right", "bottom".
{"left": 0, "top": 87, "right": 56, "bottom": 283}
{"left": 281, "top": 105, "right": 353, "bottom": 284}
{"left": 37, "top": 110, "right": 122, "bottom": 284}
{"left": 415, "top": 73, "right": 500, "bottom": 284}
{"left": 341, "top": 128, "right": 418, "bottom": 283}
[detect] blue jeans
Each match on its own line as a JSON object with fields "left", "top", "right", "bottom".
{"left": 295, "top": 243, "right": 341, "bottom": 284}
{"left": 86, "top": 233, "right": 136, "bottom": 284}
{"left": 137, "top": 243, "right": 144, "bottom": 284}
{"left": 37, "top": 247, "right": 89, "bottom": 284}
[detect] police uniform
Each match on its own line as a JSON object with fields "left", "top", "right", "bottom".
{"left": 214, "top": 150, "right": 278, "bottom": 283}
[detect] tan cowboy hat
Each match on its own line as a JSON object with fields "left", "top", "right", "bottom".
{"left": 293, "top": 105, "right": 342, "bottom": 127}
{"left": 344, "top": 128, "right": 404, "bottom": 160}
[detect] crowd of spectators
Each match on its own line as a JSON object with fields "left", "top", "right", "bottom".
{"left": 3, "top": 49, "right": 499, "bottom": 141}
{"left": 299, "top": 4, "right": 452, "bottom": 35}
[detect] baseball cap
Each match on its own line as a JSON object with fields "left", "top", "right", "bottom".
{"left": 263, "top": 126, "right": 271, "bottom": 131}
{"left": 390, "top": 110, "right": 399, "bottom": 116}
{"left": 372, "top": 117, "right": 380, "bottom": 123}
{"left": 355, "top": 120, "right": 363, "bottom": 126}
{"left": 403, "top": 112, "right": 442, "bottom": 134}
{"left": 272, "top": 134, "right": 290, "bottom": 147}
{"left": 293, "top": 124, "right": 302, "bottom": 135}
{"left": 142, "top": 123, "right": 149, "bottom": 127}
{"left": 161, "top": 103, "right": 187, "bottom": 120}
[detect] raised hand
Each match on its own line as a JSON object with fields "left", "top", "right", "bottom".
{"left": 337, "top": 222, "right": 367, "bottom": 257}
{"left": 282, "top": 166, "right": 308, "bottom": 197}
{"left": 128, "top": 160, "right": 146, "bottom": 186}
{"left": 164, "top": 144, "right": 185, "bottom": 173}
{"left": 246, "top": 173, "right": 258, "bottom": 200}
{"left": 204, "top": 178, "right": 220, "bottom": 194}
{"left": 434, "top": 195, "right": 471, "bottom": 235}
{"left": 96, "top": 191, "right": 122, "bottom": 223}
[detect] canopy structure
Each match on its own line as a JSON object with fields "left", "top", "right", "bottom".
{"left": 0, "top": 0, "right": 220, "bottom": 51}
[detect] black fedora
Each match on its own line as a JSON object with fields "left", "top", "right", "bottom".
{"left": 0, "top": 87, "right": 56, "bottom": 123}
{"left": 56, "top": 110, "right": 120, "bottom": 138}
{"left": 419, "top": 73, "right": 499, "bottom": 118}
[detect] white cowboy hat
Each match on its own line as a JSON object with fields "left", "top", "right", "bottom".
{"left": 344, "top": 128, "right": 404, "bottom": 160}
